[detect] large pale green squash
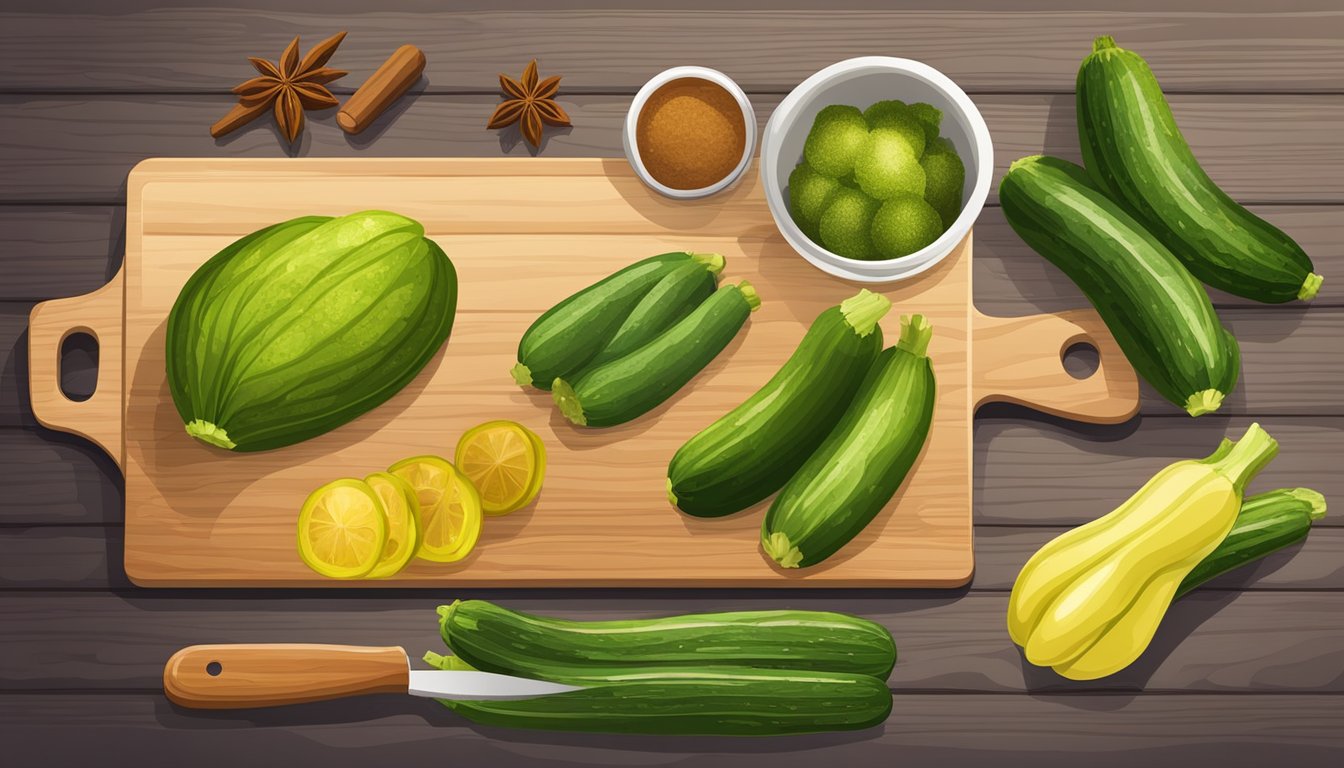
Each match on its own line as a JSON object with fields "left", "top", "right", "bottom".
{"left": 166, "top": 211, "right": 457, "bottom": 452}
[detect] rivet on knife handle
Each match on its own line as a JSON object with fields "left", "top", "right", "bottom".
{"left": 163, "top": 644, "right": 409, "bottom": 709}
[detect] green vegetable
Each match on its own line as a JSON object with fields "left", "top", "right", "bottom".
{"left": 788, "top": 162, "right": 843, "bottom": 240}
{"left": 165, "top": 211, "right": 456, "bottom": 452}
{"left": 819, "top": 187, "right": 880, "bottom": 259}
{"left": 854, "top": 128, "right": 926, "bottom": 200}
{"left": 763, "top": 315, "right": 937, "bottom": 569}
{"left": 1177, "top": 486, "right": 1327, "bottom": 599}
{"left": 861, "top": 100, "right": 927, "bottom": 158}
{"left": 582, "top": 260, "right": 717, "bottom": 369}
{"left": 437, "top": 599, "right": 898, "bottom": 678}
{"left": 511, "top": 251, "right": 725, "bottom": 391}
{"left": 871, "top": 194, "right": 943, "bottom": 259}
{"left": 908, "top": 102, "right": 943, "bottom": 144}
{"left": 553, "top": 282, "right": 760, "bottom": 427}
{"left": 1078, "top": 36, "right": 1322, "bottom": 303}
{"left": 920, "top": 138, "right": 965, "bottom": 229}
{"left": 429, "top": 661, "right": 893, "bottom": 736}
{"left": 999, "top": 155, "right": 1240, "bottom": 416}
{"left": 804, "top": 105, "right": 869, "bottom": 177}
{"left": 668, "top": 290, "right": 891, "bottom": 518}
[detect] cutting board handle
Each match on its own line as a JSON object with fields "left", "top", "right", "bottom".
{"left": 164, "top": 644, "right": 410, "bottom": 709}
{"left": 27, "top": 267, "right": 125, "bottom": 468}
{"left": 972, "top": 309, "right": 1139, "bottom": 424}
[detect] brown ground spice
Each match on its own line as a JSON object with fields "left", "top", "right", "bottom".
{"left": 636, "top": 78, "right": 746, "bottom": 190}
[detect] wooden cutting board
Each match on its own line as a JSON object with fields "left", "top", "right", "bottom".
{"left": 27, "top": 158, "right": 1139, "bottom": 587}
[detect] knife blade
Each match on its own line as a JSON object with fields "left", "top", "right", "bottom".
{"left": 163, "top": 643, "right": 583, "bottom": 709}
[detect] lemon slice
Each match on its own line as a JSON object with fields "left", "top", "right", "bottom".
{"left": 363, "top": 471, "right": 421, "bottom": 578}
{"left": 455, "top": 420, "right": 547, "bottom": 516}
{"left": 296, "top": 478, "right": 388, "bottom": 579}
{"left": 389, "top": 455, "right": 483, "bottom": 563}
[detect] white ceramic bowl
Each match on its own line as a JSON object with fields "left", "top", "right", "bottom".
{"left": 761, "top": 57, "right": 994, "bottom": 283}
{"left": 624, "top": 66, "right": 757, "bottom": 199}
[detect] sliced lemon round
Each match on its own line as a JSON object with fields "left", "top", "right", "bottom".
{"left": 296, "top": 478, "right": 388, "bottom": 579}
{"left": 454, "top": 420, "right": 547, "bottom": 516}
{"left": 388, "top": 455, "right": 482, "bottom": 563}
{"left": 363, "top": 471, "right": 421, "bottom": 578}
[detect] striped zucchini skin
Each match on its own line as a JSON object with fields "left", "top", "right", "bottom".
{"left": 668, "top": 290, "right": 890, "bottom": 518}
{"left": 999, "top": 155, "right": 1240, "bottom": 417}
{"left": 436, "top": 666, "right": 893, "bottom": 736}
{"left": 1078, "top": 36, "right": 1321, "bottom": 303}
{"left": 1176, "top": 487, "right": 1327, "bottom": 599}
{"left": 438, "top": 599, "right": 897, "bottom": 679}
{"left": 583, "top": 260, "right": 717, "bottom": 369}
{"left": 552, "top": 282, "right": 760, "bottom": 428}
{"left": 762, "top": 315, "right": 936, "bottom": 569}
{"left": 511, "top": 252, "right": 724, "bottom": 390}
{"left": 165, "top": 211, "right": 456, "bottom": 452}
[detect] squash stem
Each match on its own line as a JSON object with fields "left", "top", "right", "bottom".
{"left": 185, "top": 419, "right": 236, "bottom": 450}
{"left": 896, "top": 314, "right": 933, "bottom": 357}
{"left": 690, "top": 252, "right": 727, "bottom": 276}
{"left": 1285, "top": 487, "right": 1328, "bottom": 521}
{"left": 510, "top": 363, "right": 534, "bottom": 388}
{"left": 1093, "top": 35, "right": 1118, "bottom": 53}
{"left": 1298, "top": 272, "right": 1323, "bottom": 301}
{"left": 1184, "top": 389, "right": 1225, "bottom": 417}
{"left": 666, "top": 477, "right": 679, "bottom": 508}
{"left": 762, "top": 531, "right": 804, "bottom": 569}
{"left": 840, "top": 289, "right": 892, "bottom": 338}
{"left": 737, "top": 280, "right": 762, "bottom": 312}
{"left": 1207, "top": 422, "right": 1279, "bottom": 495}
{"left": 551, "top": 378, "right": 588, "bottom": 426}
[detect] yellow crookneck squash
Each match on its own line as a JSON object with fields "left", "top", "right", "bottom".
{"left": 1007, "top": 423, "right": 1279, "bottom": 680}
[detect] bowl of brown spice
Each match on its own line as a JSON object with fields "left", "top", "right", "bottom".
{"left": 624, "top": 67, "right": 756, "bottom": 199}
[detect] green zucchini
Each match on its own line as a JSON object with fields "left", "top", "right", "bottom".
{"left": 511, "top": 252, "right": 725, "bottom": 390}
{"left": 427, "top": 660, "right": 892, "bottom": 736}
{"left": 552, "top": 282, "right": 760, "bottom": 427}
{"left": 1078, "top": 37, "right": 1322, "bottom": 303}
{"left": 999, "top": 155, "right": 1241, "bottom": 417}
{"left": 762, "top": 315, "right": 936, "bottom": 569}
{"left": 166, "top": 211, "right": 457, "bottom": 452}
{"left": 582, "top": 260, "right": 717, "bottom": 369}
{"left": 1176, "top": 486, "right": 1327, "bottom": 599}
{"left": 668, "top": 289, "right": 891, "bottom": 518}
{"left": 437, "top": 599, "right": 897, "bottom": 679}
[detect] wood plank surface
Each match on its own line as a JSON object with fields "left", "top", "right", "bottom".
{"left": 4, "top": 592, "right": 1344, "bottom": 694}
{"left": 3, "top": 94, "right": 1341, "bottom": 203}
{"left": 9, "top": 523, "right": 1343, "bottom": 592}
{"left": 5, "top": 692, "right": 1343, "bottom": 768}
{"left": 1, "top": 2, "right": 1341, "bottom": 93}
{"left": 3, "top": 204, "right": 1340, "bottom": 308}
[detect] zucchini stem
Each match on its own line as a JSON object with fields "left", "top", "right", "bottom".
{"left": 762, "top": 531, "right": 804, "bottom": 569}
{"left": 1207, "top": 422, "right": 1279, "bottom": 495}
{"left": 840, "top": 289, "right": 892, "bottom": 338}
{"left": 510, "top": 363, "right": 534, "bottom": 388}
{"left": 690, "top": 252, "right": 727, "bottom": 276}
{"left": 1092, "top": 35, "right": 1118, "bottom": 53}
{"left": 738, "top": 280, "right": 762, "bottom": 312}
{"left": 1285, "top": 487, "right": 1329, "bottom": 521}
{"left": 666, "top": 477, "right": 679, "bottom": 508}
{"left": 185, "top": 419, "right": 236, "bottom": 450}
{"left": 551, "top": 378, "right": 588, "bottom": 426}
{"left": 1298, "top": 272, "right": 1323, "bottom": 301}
{"left": 895, "top": 314, "right": 933, "bottom": 357}
{"left": 1184, "top": 389, "right": 1225, "bottom": 417}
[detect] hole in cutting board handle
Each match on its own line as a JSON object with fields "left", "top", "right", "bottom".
{"left": 58, "top": 331, "right": 99, "bottom": 402}
{"left": 206, "top": 661, "right": 222, "bottom": 677}
{"left": 1062, "top": 341, "right": 1100, "bottom": 380}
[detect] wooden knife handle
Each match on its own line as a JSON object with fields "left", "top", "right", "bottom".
{"left": 163, "top": 644, "right": 410, "bottom": 709}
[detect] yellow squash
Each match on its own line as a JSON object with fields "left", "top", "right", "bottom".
{"left": 1007, "top": 423, "right": 1278, "bottom": 680}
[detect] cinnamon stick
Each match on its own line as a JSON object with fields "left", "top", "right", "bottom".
{"left": 337, "top": 45, "right": 426, "bottom": 135}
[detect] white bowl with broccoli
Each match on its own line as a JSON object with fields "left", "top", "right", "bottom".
{"left": 762, "top": 57, "right": 993, "bottom": 283}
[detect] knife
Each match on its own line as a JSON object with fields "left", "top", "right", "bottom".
{"left": 163, "top": 644, "right": 583, "bottom": 709}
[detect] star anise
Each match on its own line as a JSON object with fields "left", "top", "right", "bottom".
{"left": 487, "top": 59, "right": 571, "bottom": 149}
{"left": 211, "top": 32, "right": 348, "bottom": 143}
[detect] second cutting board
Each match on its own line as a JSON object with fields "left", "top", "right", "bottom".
{"left": 28, "top": 158, "right": 1138, "bottom": 587}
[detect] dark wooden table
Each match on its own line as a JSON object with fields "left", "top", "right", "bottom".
{"left": 3, "top": 2, "right": 1342, "bottom": 764}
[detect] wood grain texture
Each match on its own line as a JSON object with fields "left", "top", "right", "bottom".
{"left": 163, "top": 645, "right": 410, "bottom": 709}
{"left": 107, "top": 158, "right": 996, "bottom": 587}
{"left": 2, "top": 94, "right": 1341, "bottom": 203}
{"left": 0, "top": 207, "right": 123, "bottom": 301}
{"left": 0, "top": 429, "right": 122, "bottom": 524}
{"left": 1, "top": 2, "right": 1341, "bottom": 92}
{"left": 9, "top": 523, "right": 1344, "bottom": 592}
{"left": 4, "top": 592, "right": 1344, "bottom": 694}
{"left": 3, "top": 692, "right": 1342, "bottom": 768}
